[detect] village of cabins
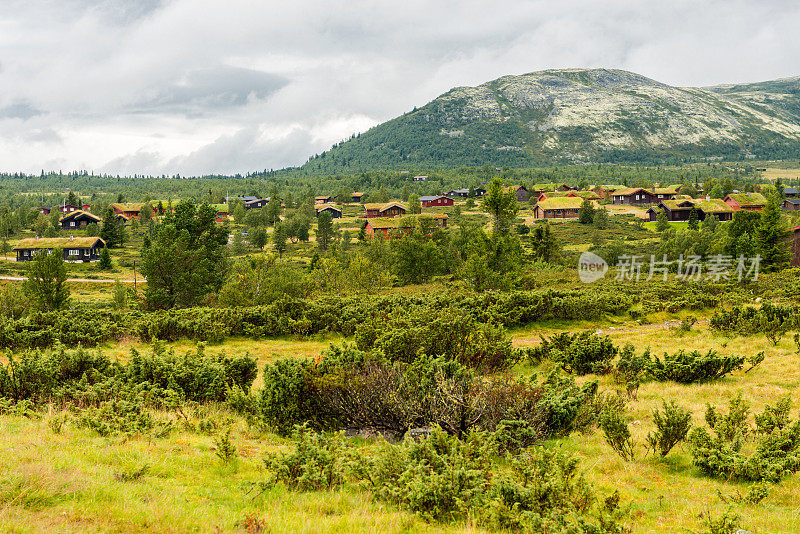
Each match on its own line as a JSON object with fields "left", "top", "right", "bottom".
{"left": 13, "top": 183, "right": 800, "bottom": 265}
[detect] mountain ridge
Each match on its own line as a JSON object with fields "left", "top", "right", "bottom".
{"left": 301, "top": 68, "right": 800, "bottom": 173}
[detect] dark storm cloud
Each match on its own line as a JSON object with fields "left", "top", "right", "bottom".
{"left": 135, "top": 66, "right": 289, "bottom": 114}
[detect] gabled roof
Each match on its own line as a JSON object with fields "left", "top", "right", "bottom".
{"left": 14, "top": 236, "right": 106, "bottom": 250}
{"left": 351, "top": 192, "right": 364, "bottom": 197}
{"left": 531, "top": 183, "right": 559, "bottom": 191}
{"left": 365, "top": 201, "right": 407, "bottom": 212}
{"left": 725, "top": 193, "right": 767, "bottom": 206}
{"left": 502, "top": 185, "right": 527, "bottom": 193}
{"left": 239, "top": 195, "right": 259, "bottom": 202}
{"left": 661, "top": 198, "right": 733, "bottom": 213}
{"left": 784, "top": 187, "right": 798, "bottom": 195}
{"left": 690, "top": 198, "right": 734, "bottom": 213}
{"left": 613, "top": 187, "right": 676, "bottom": 197}
{"left": 661, "top": 200, "right": 692, "bottom": 210}
{"left": 783, "top": 198, "right": 800, "bottom": 205}
{"left": 419, "top": 195, "right": 451, "bottom": 201}
{"left": 315, "top": 203, "right": 342, "bottom": 213}
{"left": 536, "top": 197, "right": 585, "bottom": 210}
{"left": 566, "top": 191, "right": 601, "bottom": 200}
{"left": 112, "top": 202, "right": 147, "bottom": 212}
{"left": 59, "top": 210, "right": 102, "bottom": 223}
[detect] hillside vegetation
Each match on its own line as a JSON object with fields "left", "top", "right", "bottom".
{"left": 303, "top": 69, "right": 800, "bottom": 172}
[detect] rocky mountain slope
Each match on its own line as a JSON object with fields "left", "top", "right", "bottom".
{"left": 302, "top": 69, "right": 800, "bottom": 172}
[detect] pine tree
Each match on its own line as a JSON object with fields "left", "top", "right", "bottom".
{"left": 530, "top": 222, "right": 560, "bottom": 263}
{"left": 688, "top": 207, "right": 699, "bottom": 231}
{"left": 317, "top": 213, "right": 334, "bottom": 251}
{"left": 273, "top": 222, "right": 287, "bottom": 258}
{"left": 100, "top": 208, "right": 121, "bottom": 248}
{"left": 756, "top": 193, "right": 790, "bottom": 272}
{"left": 98, "top": 246, "right": 112, "bottom": 270}
{"left": 593, "top": 207, "right": 609, "bottom": 230}
{"left": 578, "top": 198, "right": 596, "bottom": 224}
{"left": 656, "top": 210, "right": 670, "bottom": 232}
{"left": 266, "top": 197, "right": 282, "bottom": 226}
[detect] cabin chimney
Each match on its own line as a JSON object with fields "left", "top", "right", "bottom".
{"left": 706, "top": 195, "right": 710, "bottom": 201}
{"left": 69, "top": 235, "right": 73, "bottom": 241}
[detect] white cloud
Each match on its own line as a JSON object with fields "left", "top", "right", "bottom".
{"left": 0, "top": 0, "right": 799, "bottom": 175}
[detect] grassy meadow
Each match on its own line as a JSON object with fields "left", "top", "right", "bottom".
{"left": 1, "top": 310, "right": 798, "bottom": 533}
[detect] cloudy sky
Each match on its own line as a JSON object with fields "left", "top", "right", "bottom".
{"left": 1, "top": 0, "right": 799, "bottom": 176}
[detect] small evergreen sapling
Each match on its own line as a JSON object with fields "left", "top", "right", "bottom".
{"left": 99, "top": 246, "right": 112, "bottom": 270}
{"left": 646, "top": 401, "right": 692, "bottom": 456}
{"left": 213, "top": 427, "right": 237, "bottom": 463}
{"left": 600, "top": 409, "right": 636, "bottom": 461}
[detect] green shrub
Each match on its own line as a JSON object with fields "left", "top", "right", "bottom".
{"left": 647, "top": 349, "right": 745, "bottom": 384}
{"left": 493, "top": 419, "right": 539, "bottom": 454}
{"left": 646, "top": 401, "right": 692, "bottom": 456}
{"left": 689, "top": 394, "right": 800, "bottom": 482}
{"left": 260, "top": 351, "right": 598, "bottom": 440}
{"left": 77, "top": 395, "right": 160, "bottom": 437}
{"left": 259, "top": 358, "right": 331, "bottom": 435}
{"left": 213, "top": 428, "right": 237, "bottom": 463}
{"left": 599, "top": 410, "right": 636, "bottom": 461}
{"left": 350, "top": 426, "right": 628, "bottom": 532}
{"left": 710, "top": 303, "right": 798, "bottom": 336}
{"left": 612, "top": 344, "right": 648, "bottom": 399}
{"left": 354, "top": 306, "right": 516, "bottom": 370}
{"left": 264, "top": 425, "right": 349, "bottom": 491}
{"left": 531, "top": 332, "right": 618, "bottom": 375}
{"left": 698, "top": 508, "right": 741, "bottom": 534}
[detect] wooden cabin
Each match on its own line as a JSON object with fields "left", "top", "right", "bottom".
{"left": 646, "top": 198, "right": 734, "bottom": 222}
{"left": 783, "top": 198, "right": 800, "bottom": 211}
{"left": 112, "top": 202, "right": 153, "bottom": 220}
{"left": 533, "top": 197, "right": 584, "bottom": 219}
{"left": 724, "top": 193, "right": 767, "bottom": 211}
{"left": 503, "top": 185, "right": 530, "bottom": 202}
{"left": 13, "top": 236, "right": 106, "bottom": 262}
{"left": 59, "top": 210, "right": 102, "bottom": 230}
{"left": 419, "top": 195, "right": 454, "bottom": 207}
{"left": 363, "top": 201, "right": 407, "bottom": 218}
{"left": 364, "top": 214, "right": 448, "bottom": 238}
{"left": 611, "top": 187, "right": 677, "bottom": 205}
{"left": 315, "top": 204, "right": 342, "bottom": 219}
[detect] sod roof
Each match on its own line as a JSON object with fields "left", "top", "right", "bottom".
{"left": 726, "top": 193, "right": 767, "bottom": 206}
{"left": 536, "top": 197, "right": 585, "bottom": 210}
{"left": 14, "top": 237, "right": 106, "bottom": 250}
{"left": 112, "top": 202, "right": 148, "bottom": 212}
{"left": 59, "top": 210, "right": 102, "bottom": 222}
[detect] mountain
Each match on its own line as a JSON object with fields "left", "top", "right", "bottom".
{"left": 301, "top": 69, "right": 800, "bottom": 173}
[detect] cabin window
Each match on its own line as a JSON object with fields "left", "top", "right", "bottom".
{"left": 69, "top": 249, "right": 79, "bottom": 256}
{"left": 70, "top": 222, "right": 76, "bottom": 227}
